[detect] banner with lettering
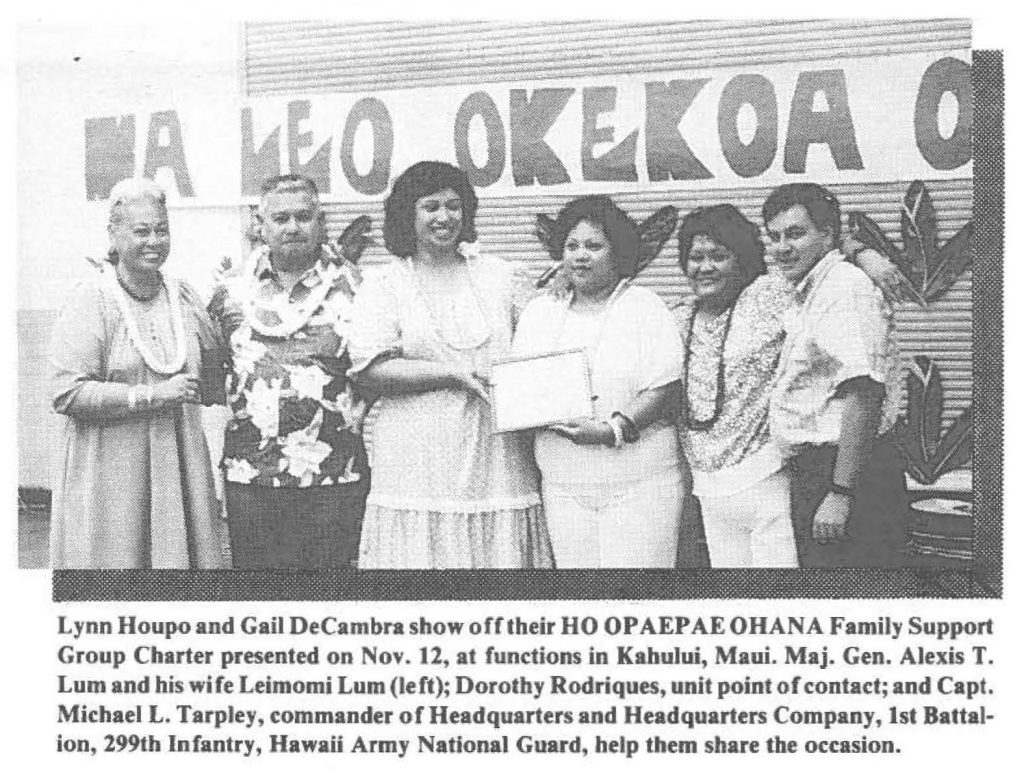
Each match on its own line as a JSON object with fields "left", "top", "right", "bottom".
{"left": 83, "top": 51, "right": 972, "bottom": 205}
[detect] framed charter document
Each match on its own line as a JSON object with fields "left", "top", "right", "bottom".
{"left": 490, "top": 349, "right": 594, "bottom": 432}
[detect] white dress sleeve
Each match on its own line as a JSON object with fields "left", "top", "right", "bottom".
{"left": 633, "top": 289, "right": 684, "bottom": 392}
{"left": 347, "top": 265, "right": 403, "bottom": 377}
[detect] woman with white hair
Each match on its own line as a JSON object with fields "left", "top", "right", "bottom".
{"left": 48, "top": 178, "right": 228, "bottom": 568}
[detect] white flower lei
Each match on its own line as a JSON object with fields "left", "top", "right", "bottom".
{"left": 240, "top": 245, "right": 344, "bottom": 339}
{"left": 105, "top": 265, "right": 187, "bottom": 376}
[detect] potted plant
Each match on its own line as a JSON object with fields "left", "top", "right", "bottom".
{"left": 848, "top": 180, "right": 974, "bottom": 564}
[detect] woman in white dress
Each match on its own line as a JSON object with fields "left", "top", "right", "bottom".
{"left": 512, "top": 196, "right": 685, "bottom": 568}
{"left": 348, "top": 161, "right": 550, "bottom": 569}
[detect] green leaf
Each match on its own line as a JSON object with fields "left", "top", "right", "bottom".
{"left": 924, "top": 221, "right": 974, "bottom": 302}
{"left": 847, "top": 211, "right": 925, "bottom": 305}
{"left": 919, "top": 357, "right": 944, "bottom": 459}
{"left": 336, "top": 215, "right": 373, "bottom": 264}
{"left": 895, "top": 357, "right": 974, "bottom": 485}
{"left": 891, "top": 416, "right": 932, "bottom": 484}
{"left": 903, "top": 356, "right": 943, "bottom": 475}
{"left": 534, "top": 214, "right": 558, "bottom": 259}
{"left": 901, "top": 181, "right": 939, "bottom": 292}
{"left": 635, "top": 205, "right": 679, "bottom": 275}
{"left": 931, "top": 406, "right": 974, "bottom": 478}
{"left": 847, "top": 211, "right": 905, "bottom": 267}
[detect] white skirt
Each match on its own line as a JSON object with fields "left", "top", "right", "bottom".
{"left": 358, "top": 503, "right": 553, "bottom": 569}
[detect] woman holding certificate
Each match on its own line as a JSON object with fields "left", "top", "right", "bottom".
{"left": 348, "top": 161, "right": 551, "bottom": 569}
{"left": 512, "top": 196, "right": 686, "bottom": 568}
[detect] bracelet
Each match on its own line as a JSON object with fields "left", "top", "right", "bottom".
{"left": 611, "top": 412, "right": 640, "bottom": 443}
{"left": 829, "top": 481, "right": 857, "bottom": 498}
{"left": 604, "top": 418, "right": 624, "bottom": 449}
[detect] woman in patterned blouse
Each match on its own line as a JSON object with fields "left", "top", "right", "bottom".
{"left": 674, "top": 204, "right": 799, "bottom": 568}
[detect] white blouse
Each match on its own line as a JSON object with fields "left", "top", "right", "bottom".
{"left": 513, "top": 284, "right": 684, "bottom": 485}
{"left": 771, "top": 251, "right": 901, "bottom": 450}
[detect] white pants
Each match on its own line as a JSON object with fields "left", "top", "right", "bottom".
{"left": 699, "top": 469, "right": 798, "bottom": 568}
{"left": 542, "top": 468, "right": 685, "bottom": 568}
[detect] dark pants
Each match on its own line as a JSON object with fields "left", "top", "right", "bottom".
{"left": 789, "top": 439, "right": 908, "bottom": 568}
{"left": 676, "top": 494, "right": 710, "bottom": 568}
{"left": 226, "top": 480, "right": 368, "bottom": 569}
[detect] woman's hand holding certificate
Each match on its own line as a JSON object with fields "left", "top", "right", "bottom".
{"left": 548, "top": 419, "right": 614, "bottom": 446}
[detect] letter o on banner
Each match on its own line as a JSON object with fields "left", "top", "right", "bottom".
{"left": 454, "top": 91, "right": 507, "bottom": 187}
{"left": 341, "top": 97, "right": 394, "bottom": 195}
{"left": 915, "top": 57, "right": 972, "bottom": 170}
{"left": 718, "top": 74, "right": 778, "bottom": 178}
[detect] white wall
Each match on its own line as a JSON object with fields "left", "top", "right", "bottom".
{"left": 17, "top": 21, "right": 245, "bottom": 310}
{"left": 17, "top": 22, "right": 244, "bottom": 488}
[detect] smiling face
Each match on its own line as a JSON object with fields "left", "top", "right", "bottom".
{"left": 414, "top": 188, "right": 464, "bottom": 256}
{"left": 764, "top": 204, "right": 834, "bottom": 284}
{"left": 259, "top": 188, "right": 324, "bottom": 269}
{"left": 108, "top": 198, "right": 170, "bottom": 277}
{"left": 686, "top": 235, "right": 747, "bottom": 310}
{"left": 563, "top": 219, "right": 620, "bottom": 298}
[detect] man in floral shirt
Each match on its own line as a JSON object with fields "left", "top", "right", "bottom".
{"left": 209, "top": 174, "right": 367, "bottom": 568}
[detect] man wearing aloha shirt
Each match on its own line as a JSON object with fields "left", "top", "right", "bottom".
{"left": 208, "top": 174, "right": 368, "bottom": 568}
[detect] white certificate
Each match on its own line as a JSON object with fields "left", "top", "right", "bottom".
{"left": 490, "top": 349, "right": 593, "bottom": 432}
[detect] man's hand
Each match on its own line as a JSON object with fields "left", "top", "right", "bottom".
{"left": 812, "top": 492, "right": 852, "bottom": 544}
{"left": 843, "top": 241, "right": 916, "bottom": 304}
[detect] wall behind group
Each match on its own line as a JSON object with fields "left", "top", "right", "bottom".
{"left": 17, "top": 22, "right": 244, "bottom": 487}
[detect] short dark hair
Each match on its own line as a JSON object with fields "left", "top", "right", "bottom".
{"left": 677, "top": 204, "right": 766, "bottom": 285}
{"left": 761, "top": 183, "right": 841, "bottom": 247}
{"left": 383, "top": 161, "right": 478, "bottom": 257}
{"left": 552, "top": 195, "right": 640, "bottom": 278}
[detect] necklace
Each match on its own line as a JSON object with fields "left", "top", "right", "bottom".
{"left": 681, "top": 304, "right": 735, "bottom": 431}
{"left": 240, "top": 247, "right": 341, "bottom": 339}
{"left": 405, "top": 257, "right": 492, "bottom": 351}
{"left": 105, "top": 265, "right": 187, "bottom": 375}
{"left": 116, "top": 270, "right": 160, "bottom": 302}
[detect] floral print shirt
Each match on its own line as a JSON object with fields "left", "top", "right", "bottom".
{"left": 673, "top": 273, "right": 792, "bottom": 496}
{"left": 209, "top": 246, "right": 366, "bottom": 488}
